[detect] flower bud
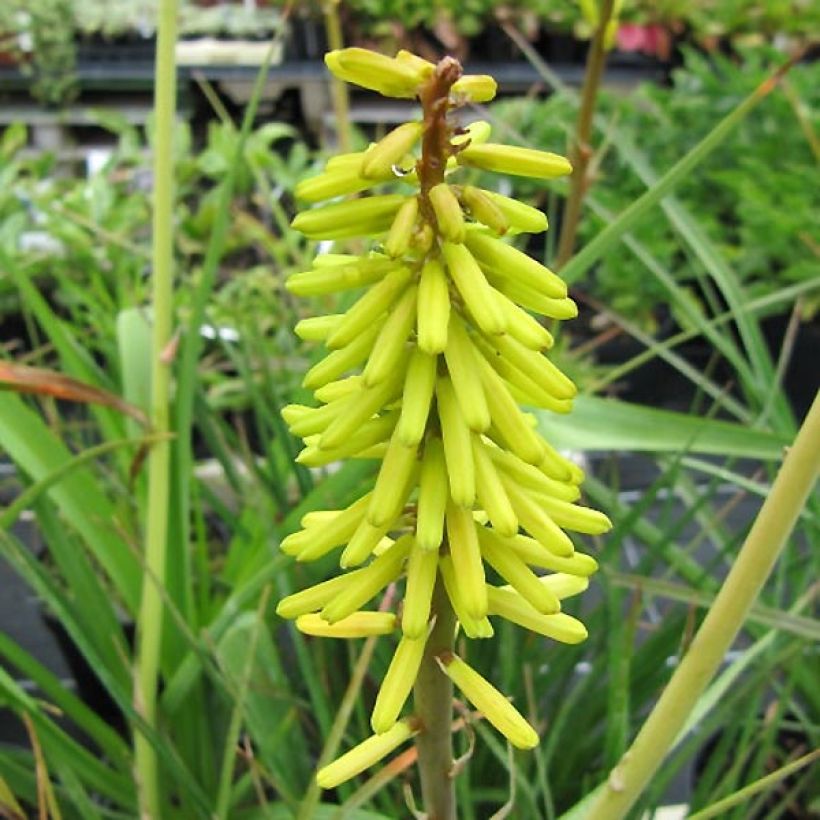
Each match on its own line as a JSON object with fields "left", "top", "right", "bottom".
{"left": 458, "top": 143, "right": 572, "bottom": 179}
{"left": 316, "top": 718, "right": 417, "bottom": 789}
{"left": 325, "top": 48, "right": 426, "bottom": 98}
{"left": 436, "top": 652, "right": 539, "bottom": 749}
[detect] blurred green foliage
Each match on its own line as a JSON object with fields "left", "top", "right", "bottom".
{"left": 493, "top": 47, "right": 820, "bottom": 326}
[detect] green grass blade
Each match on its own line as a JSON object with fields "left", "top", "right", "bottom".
{"left": 0, "top": 392, "right": 141, "bottom": 610}
{"left": 560, "top": 59, "right": 798, "bottom": 286}
{"left": 536, "top": 395, "right": 788, "bottom": 457}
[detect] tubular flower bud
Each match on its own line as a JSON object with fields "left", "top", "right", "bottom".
{"left": 458, "top": 142, "right": 573, "bottom": 179}
{"left": 280, "top": 48, "right": 610, "bottom": 782}
{"left": 361, "top": 121, "right": 424, "bottom": 179}
{"left": 451, "top": 74, "right": 497, "bottom": 103}
{"left": 316, "top": 718, "right": 418, "bottom": 790}
{"left": 436, "top": 652, "right": 539, "bottom": 749}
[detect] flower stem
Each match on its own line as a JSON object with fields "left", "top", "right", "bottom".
{"left": 133, "top": 0, "right": 177, "bottom": 815}
{"left": 413, "top": 576, "right": 457, "bottom": 820}
{"left": 555, "top": 0, "right": 615, "bottom": 269}
{"left": 585, "top": 390, "right": 820, "bottom": 820}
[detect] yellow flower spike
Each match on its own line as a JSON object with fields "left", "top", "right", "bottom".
{"left": 296, "top": 611, "right": 398, "bottom": 639}
{"left": 439, "top": 555, "right": 494, "bottom": 639}
{"left": 302, "top": 321, "right": 384, "bottom": 391}
{"left": 471, "top": 436, "right": 518, "bottom": 538}
{"left": 280, "top": 492, "right": 372, "bottom": 559}
{"left": 480, "top": 189, "right": 548, "bottom": 234}
{"left": 464, "top": 231, "right": 567, "bottom": 299}
{"left": 445, "top": 500, "right": 488, "bottom": 619}
{"left": 441, "top": 242, "right": 506, "bottom": 336}
{"left": 397, "top": 349, "right": 438, "bottom": 447}
{"left": 281, "top": 48, "right": 611, "bottom": 778}
{"left": 451, "top": 74, "right": 497, "bottom": 103}
{"left": 292, "top": 194, "right": 407, "bottom": 240}
{"left": 436, "top": 652, "right": 539, "bottom": 749}
{"left": 362, "top": 284, "right": 419, "bottom": 387}
{"left": 326, "top": 266, "right": 413, "bottom": 349}
{"left": 325, "top": 48, "right": 426, "bottom": 98}
{"left": 477, "top": 523, "right": 561, "bottom": 614}
{"left": 436, "top": 376, "right": 476, "bottom": 508}
{"left": 443, "top": 314, "right": 491, "bottom": 432}
{"left": 321, "top": 535, "right": 413, "bottom": 624}
{"left": 371, "top": 634, "right": 428, "bottom": 733}
{"left": 457, "top": 142, "right": 572, "bottom": 179}
{"left": 294, "top": 314, "right": 343, "bottom": 342}
{"left": 402, "top": 543, "right": 439, "bottom": 638}
{"left": 384, "top": 196, "right": 420, "bottom": 259}
{"left": 316, "top": 718, "right": 418, "bottom": 790}
{"left": 429, "top": 183, "right": 466, "bottom": 243}
{"left": 417, "top": 257, "right": 451, "bottom": 355}
{"left": 415, "top": 438, "right": 449, "bottom": 551}
{"left": 361, "top": 121, "right": 424, "bottom": 179}
{"left": 485, "top": 587, "right": 588, "bottom": 644}
{"left": 367, "top": 433, "right": 419, "bottom": 528}
{"left": 459, "top": 186, "right": 509, "bottom": 235}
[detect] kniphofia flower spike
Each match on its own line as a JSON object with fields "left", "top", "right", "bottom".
{"left": 278, "top": 47, "right": 611, "bottom": 790}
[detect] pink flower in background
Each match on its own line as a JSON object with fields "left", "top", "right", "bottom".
{"left": 617, "top": 23, "right": 671, "bottom": 59}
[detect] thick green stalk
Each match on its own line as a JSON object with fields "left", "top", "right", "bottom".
{"left": 133, "top": 0, "right": 178, "bottom": 816}
{"left": 555, "top": 0, "right": 615, "bottom": 269}
{"left": 413, "top": 577, "right": 457, "bottom": 820}
{"left": 585, "top": 390, "right": 820, "bottom": 820}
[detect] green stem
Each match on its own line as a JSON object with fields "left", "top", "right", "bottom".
{"left": 555, "top": 0, "right": 615, "bottom": 269}
{"left": 323, "top": 0, "right": 352, "bottom": 153}
{"left": 133, "top": 0, "right": 178, "bottom": 816}
{"left": 585, "top": 390, "right": 820, "bottom": 820}
{"left": 413, "top": 576, "right": 457, "bottom": 820}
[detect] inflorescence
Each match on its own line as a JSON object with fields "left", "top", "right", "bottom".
{"left": 277, "top": 47, "right": 611, "bottom": 790}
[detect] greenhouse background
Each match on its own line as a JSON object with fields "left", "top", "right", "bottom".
{"left": 0, "top": 1, "right": 818, "bottom": 819}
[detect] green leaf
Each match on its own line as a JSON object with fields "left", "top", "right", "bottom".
{"left": 536, "top": 395, "right": 788, "bottom": 459}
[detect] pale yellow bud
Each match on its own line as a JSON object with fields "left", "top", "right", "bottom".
{"left": 371, "top": 634, "right": 427, "bottom": 733}
{"left": 486, "top": 587, "right": 588, "bottom": 644}
{"left": 458, "top": 142, "right": 572, "bottom": 179}
{"left": 316, "top": 718, "right": 417, "bottom": 789}
{"left": 325, "top": 48, "right": 426, "bottom": 99}
{"left": 361, "top": 121, "right": 424, "bottom": 179}
{"left": 436, "top": 652, "right": 539, "bottom": 749}
{"left": 429, "top": 183, "right": 466, "bottom": 243}
{"left": 296, "top": 611, "right": 397, "bottom": 638}
{"left": 451, "top": 74, "right": 497, "bottom": 102}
